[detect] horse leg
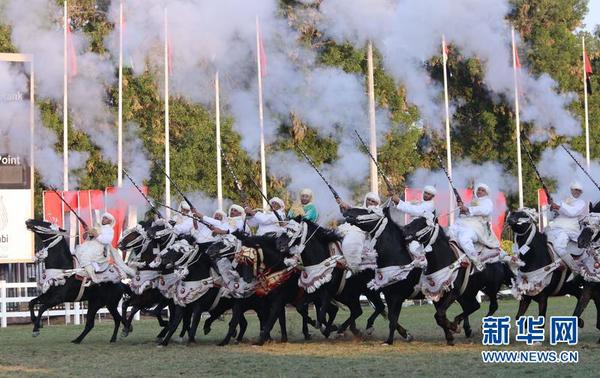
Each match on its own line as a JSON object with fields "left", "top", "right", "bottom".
{"left": 156, "top": 302, "right": 175, "bottom": 340}
{"left": 236, "top": 315, "right": 248, "bottom": 343}
{"left": 178, "top": 307, "right": 193, "bottom": 341}
{"left": 317, "top": 292, "right": 333, "bottom": 337}
{"left": 107, "top": 303, "right": 122, "bottom": 343}
{"left": 278, "top": 308, "right": 288, "bottom": 343}
{"left": 434, "top": 292, "right": 458, "bottom": 346}
{"left": 158, "top": 306, "right": 184, "bottom": 346}
{"left": 187, "top": 306, "right": 205, "bottom": 344}
{"left": 72, "top": 302, "right": 101, "bottom": 344}
{"left": 344, "top": 300, "right": 364, "bottom": 337}
{"left": 295, "top": 302, "right": 313, "bottom": 340}
{"left": 591, "top": 292, "right": 600, "bottom": 343}
{"left": 323, "top": 301, "right": 339, "bottom": 337}
{"left": 29, "top": 297, "right": 39, "bottom": 325}
{"left": 121, "top": 304, "right": 139, "bottom": 337}
{"left": 32, "top": 303, "right": 52, "bottom": 337}
{"left": 365, "top": 291, "right": 386, "bottom": 335}
{"left": 515, "top": 296, "right": 533, "bottom": 320}
{"left": 256, "top": 298, "right": 284, "bottom": 346}
{"left": 383, "top": 296, "right": 400, "bottom": 345}
{"left": 573, "top": 285, "right": 592, "bottom": 329}
{"left": 537, "top": 294, "right": 548, "bottom": 319}
{"left": 218, "top": 301, "right": 242, "bottom": 346}
{"left": 454, "top": 294, "right": 480, "bottom": 339}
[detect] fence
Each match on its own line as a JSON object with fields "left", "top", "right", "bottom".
{"left": 0, "top": 280, "right": 139, "bottom": 328}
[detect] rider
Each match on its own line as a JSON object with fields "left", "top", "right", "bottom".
{"left": 546, "top": 181, "right": 588, "bottom": 270}
{"left": 288, "top": 188, "right": 319, "bottom": 222}
{"left": 336, "top": 192, "right": 382, "bottom": 273}
{"left": 245, "top": 197, "right": 287, "bottom": 236}
{"left": 391, "top": 185, "right": 437, "bottom": 217}
{"left": 79, "top": 212, "right": 116, "bottom": 282}
{"left": 173, "top": 201, "right": 194, "bottom": 236}
{"left": 448, "top": 183, "right": 500, "bottom": 271}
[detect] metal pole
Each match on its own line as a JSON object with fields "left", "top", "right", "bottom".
{"left": 512, "top": 27, "right": 524, "bottom": 209}
{"left": 215, "top": 71, "right": 223, "bottom": 211}
{"left": 164, "top": 8, "right": 170, "bottom": 217}
{"left": 583, "top": 36, "right": 591, "bottom": 169}
{"left": 367, "top": 41, "right": 378, "bottom": 195}
{"left": 256, "top": 16, "right": 268, "bottom": 210}
{"left": 442, "top": 35, "right": 454, "bottom": 223}
{"left": 63, "top": 0, "right": 69, "bottom": 192}
{"left": 117, "top": 0, "right": 123, "bottom": 186}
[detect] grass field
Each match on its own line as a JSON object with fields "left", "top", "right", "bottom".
{"left": 1, "top": 297, "right": 599, "bottom": 377}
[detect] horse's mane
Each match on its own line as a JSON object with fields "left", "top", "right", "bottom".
{"left": 304, "top": 219, "right": 342, "bottom": 244}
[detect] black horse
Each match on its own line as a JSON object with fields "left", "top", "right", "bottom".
{"left": 282, "top": 219, "right": 387, "bottom": 337}
{"left": 118, "top": 223, "right": 175, "bottom": 339}
{"left": 25, "top": 219, "right": 125, "bottom": 343}
{"left": 507, "top": 210, "right": 584, "bottom": 322}
{"left": 574, "top": 215, "right": 600, "bottom": 342}
{"left": 343, "top": 207, "right": 419, "bottom": 345}
{"left": 403, "top": 216, "right": 513, "bottom": 344}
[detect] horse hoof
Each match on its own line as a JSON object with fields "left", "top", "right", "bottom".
{"left": 32, "top": 331, "right": 40, "bottom": 338}
{"left": 334, "top": 332, "right": 346, "bottom": 339}
{"left": 403, "top": 333, "right": 414, "bottom": 342}
{"left": 176, "top": 336, "right": 187, "bottom": 343}
{"left": 203, "top": 327, "right": 211, "bottom": 335}
{"left": 465, "top": 329, "right": 473, "bottom": 339}
{"left": 578, "top": 318, "right": 585, "bottom": 328}
{"left": 71, "top": 339, "right": 81, "bottom": 344}
{"left": 330, "top": 324, "right": 339, "bottom": 332}
{"left": 304, "top": 333, "right": 312, "bottom": 341}
{"left": 110, "top": 339, "right": 116, "bottom": 343}
{"left": 381, "top": 342, "right": 392, "bottom": 346}
{"left": 447, "top": 340, "right": 455, "bottom": 346}
{"left": 280, "top": 338, "right": 288, "bottom": 343}
{"left": 365, "top": 327, "right": 374, "bottom": 336}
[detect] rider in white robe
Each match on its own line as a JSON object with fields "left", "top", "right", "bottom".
{"left": 448, "top": 183, "right": 500, "bottom": 271}
{"left": 392, "top": 185, "right": 437, "bottom": 218}
{"left": 546, "top": 181, "right": 587, "bottom": 270}
{"left": 246, "top": 197, "right": 287, "bottom": 236}
{"left": 337, "top": 192, "right": 382, "bottom": 273}
{"left": 173, "top": 201, "right": 194, "bottom": 236}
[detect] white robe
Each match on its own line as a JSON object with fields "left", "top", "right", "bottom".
{"left": 247, "top": 210, "right": 285, "bottom": 235}
{"left": 448, "top": 196, "right": 499, "bottom": 258}
{"left": 396, "top": 199, "right": 436, "bottom": 217}
{"left": 547, "top": 196, "right": 587, "bottom": 257}
{"left": 173, "top": 215, "right": 194, "bottom": 235}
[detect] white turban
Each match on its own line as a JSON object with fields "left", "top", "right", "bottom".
{"left": 269, "top": 197, "right": 285, "bottom": 209}
{"left": 213, "top": 210, "right": 227, "bottom": 219}
{"left": 475, "top": 183, "right": 490, "bottom": 197}
{"left": 423, "top": 185, "right": 437, "bottom": 196}
{"left": 179, "top": 201, "right": 191, "bottom": 211}
{"left": 101, "top": 212, "right": 116, "bottom": 226}
{"left": 570, "top": 181, "right": 583, "bottom": 191}
{"left": 228, "top": 204, "right": 245, "bottom": 217}
{"left": 300, "top": 188, "right": 313, "bottom": 198}
{"left": 363, "top": 192, "right": 381, "bottom": 207}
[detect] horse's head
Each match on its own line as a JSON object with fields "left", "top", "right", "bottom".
{"left": 147, "top": 220, "right": 176, "bottom": 248}
{"left": 403, "top": 216, "right": 437, "bottom": 245}
{"left": 118, "top": 224, "right": 147, "bottom": 251}
{"left": 25, "top": 218, "right": 71, "bottom": 268}
{"left": 159, "top": 239, "right": 198, "bottom": 270}
{"left": 578, "top": 214, "right": 600, "bottom": 248}
{"left": 26, "top": 219, "right": 66, "bottom": 238}
{"left": 343, "top": 207, "right": 384, "bottom": 234}
{"left": 507, "top": 208, "right": 537, "bottom": 235}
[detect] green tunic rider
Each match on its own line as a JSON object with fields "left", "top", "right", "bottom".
{"left": 287, "top": 188, "right": 319, "bottom": 222}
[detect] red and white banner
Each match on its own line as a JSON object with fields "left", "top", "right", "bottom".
{"left": 78, "top": 190, "right": 104, "bottom": 243}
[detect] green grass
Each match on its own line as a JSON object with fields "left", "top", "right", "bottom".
{"left": 1, "top": 297, "right": 599, "bottom": 377}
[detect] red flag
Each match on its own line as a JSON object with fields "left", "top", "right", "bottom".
{"left": 78, "top": 190, "right": 104, "bottom": 244}
{"left": 584, "top": 48, "right": 593, "bottom": 94}
{"left": 43, "top": 191, "right": 64, "bottom": 227}
{"left": 514, "top": 45, "right": 521, "bottom": 69}
{"left": 66, "top": 19, "right": 78, "bottom": 80}
{"left": 258, "top": 27, "right": 267, "bottom": 77}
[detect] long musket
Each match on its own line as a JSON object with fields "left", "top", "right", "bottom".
{"left": 417, "top": 133, "right": 463, "bottom": 205}
{"left": 153, "top": 199, "right": 214, "bottom": 228}
{"left": 561, "top": 145, "right": 600, "bottom": 192}
{"left": 244, "top": 173, "right": 283, "bottom": 222}
{"left": 122, "top": 169, "right": 164, "bottom": 219}
{"left": 354, "top": 130, "right": 395, "bottom": 193}
{"left": 220, "top": 150, "right": 248, "bottom": 203}
{"left": 296, "top": 146, "right": 340, "bottom": 200}
{"left": 49, "top": 187, "right": 89, "bottom": 229}
{"left": 521, "top": 136, "right": 554, "bottom": 204}
{"left": 157, "top": 164, "right": 197, "bottom": 210}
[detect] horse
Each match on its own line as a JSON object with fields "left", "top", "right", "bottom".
{"left": 343, "top": 206, "right": 419, "bottom": 345}
{"left": 573, "top": 214, "right": 600, "bottom": 342}
{"left": 25, "top": 219, "right": 125, "bottom": 343}
{"left": 403, "top": 216, "right": 513, "bottom": 344}
{"left": 118, "top": 222, "right": 175, "bottom": 339}
{"left": 281, "top": 219, "right": 387, "bottom": 337}
{"left": 507, "top": 210, "right": 584, "bottom": 323}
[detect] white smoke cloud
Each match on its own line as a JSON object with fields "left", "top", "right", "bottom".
{"left": 316, "top": 0, "right": 579, "bottom": 138}
{"left": 539, "top": 147, "right": 600, "bottom": 204}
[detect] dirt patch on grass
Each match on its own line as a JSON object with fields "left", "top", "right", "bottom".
{"left": 0, "top": 365, "right": 52, "bottom": 374}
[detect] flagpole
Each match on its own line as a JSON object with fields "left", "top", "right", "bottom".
{"left": 367, "top": 41, "right": 378, "bottom": 196}
{"left": 164, "top": 7, "right": 171, "bottom": 217}
{"left": 117, "top": 0, "right": 123, "bottom": 187}
{"left": 215, "top": 71, "right": 223, "bottom": 211}
{"left": 512, "top": 26, "right": 524, "bottom": 208}
{"left": 63, "top": 0, "right": 69, "bottom": 192}
{"left": 442, "top": 35, "right": 454, "bottom": 224}
{"left": 256, "top": 16, "right": 268, "bottom": 209}
{"left": 583, "top": 36, "right": 591, "bottom": 169}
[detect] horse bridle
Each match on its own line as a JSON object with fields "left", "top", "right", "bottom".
{"left": 31, "top": 225, "right": 68, "bottom": 261}
{"left": 410, "top": 219, "right": 440, "bottom": 251}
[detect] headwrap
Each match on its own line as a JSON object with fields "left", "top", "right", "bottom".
{"left": 213, "top": 210, "right": 227, "bottom": 220}
{"left": 179, "top": 201, "right": 191, "bottom": 211}
{"left": 228, "top": 204, "right": 245, "bottom": 218}
{"left": 269, "top": 197, "right": 285, "bottom": 210}
{"left": 570, "top": 181, "right": 583, "bottom": 191}
{"left": 475, "top": 183, "right": 490, "bottom": 198}
{"left": 101, "top": 212, "right": 116, "bottom": 226}
{"left": 363, "top": 192, "right": 381, "bottom": 208}
{"left": 423, "top": 185, "right": 437, "bottom": 196}
{"left": 300, "top": 188, "right": 313, "bottom": 198}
